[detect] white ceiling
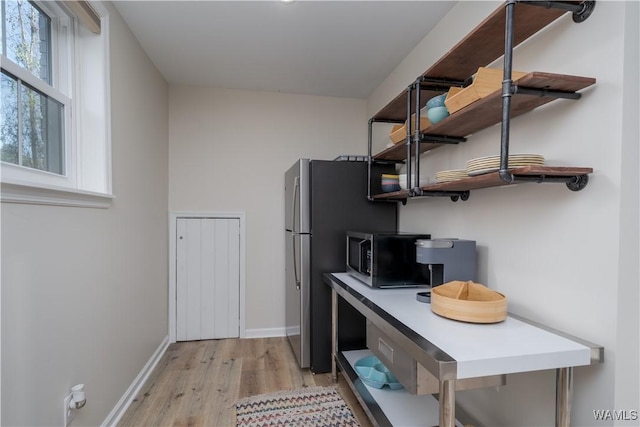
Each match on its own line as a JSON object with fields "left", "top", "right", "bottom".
{"left": 113, "top": 1, "right": 456, "bottom": 99}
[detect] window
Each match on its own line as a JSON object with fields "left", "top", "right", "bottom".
{"left": 1, "top": 71, "right": 66, "bottom": 175}
{"left": 1, "top": 1, "right": 52, "bottom": 83}
{"left": 1, "top": 0, "right": 112, "bottom": 207}
{"left": 1, "top": 1, "right": 71, "bottom": 176}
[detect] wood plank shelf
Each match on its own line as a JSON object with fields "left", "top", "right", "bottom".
{"left": 366, "top": 1, "right": 596, "bottom": 202}
{"left": 372, "top": 2, "right": 576, "bottom": 122}
{"left": 371, "top": 166, "right": 593, "bottom": 200}
{"left": 374, "top": 72, "right": 596, "bottom": 162}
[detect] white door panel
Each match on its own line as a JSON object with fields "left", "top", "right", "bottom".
{"left": 176, "top": 217, "right": 240, "bottom": 341}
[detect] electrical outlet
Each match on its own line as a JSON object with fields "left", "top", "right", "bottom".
{"left": 63, "top": 393, "right": 76, "bottom": 427}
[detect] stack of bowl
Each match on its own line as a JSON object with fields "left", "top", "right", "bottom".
{"left": 425, "top": 93, "right": 449, "bottom": 124}
{"left": 381, "top": 174, "right": 401, "bottom": 192}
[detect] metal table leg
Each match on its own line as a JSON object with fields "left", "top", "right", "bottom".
{"left": 331, "top": 289, "right": 338, "bottom": 383}
{"left": 556, "top": 367, "right": 573, "bottom": 427}
{"left": 439, "top": 379, "right": 456, "bottom": 427}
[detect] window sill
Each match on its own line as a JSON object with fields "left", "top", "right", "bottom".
{"left": 0, "top": 180, "right": 114, "bottom": 209}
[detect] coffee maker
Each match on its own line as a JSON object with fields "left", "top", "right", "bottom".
{"left": 415, "top": 239, "right": 476, "bottom": 287}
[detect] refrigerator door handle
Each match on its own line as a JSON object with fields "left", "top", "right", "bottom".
{"left": 292, "top": 233, "right": 301, "bottom": 290}
{"left": 291, "top": 176, "right": 299, "bottom": 233}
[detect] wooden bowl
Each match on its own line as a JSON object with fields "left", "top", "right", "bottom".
{"left": 444, "top": 67, "right": 526, "bottom": 114}
{"left": 388, "top": 113, "right": 431, "bottom": 144}
{"left": 431, "top": 280, "right": 507, "bottom": 323}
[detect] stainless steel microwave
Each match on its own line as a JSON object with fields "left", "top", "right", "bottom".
{"left": 346, "top": 231, "right": 431, "bottom": 288}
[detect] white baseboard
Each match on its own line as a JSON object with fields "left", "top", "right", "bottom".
{"left": 244, "top": 327, "right": 286, "bottom": 339}
{"left": 101, "top": 335, "right": 170, "bottom": 427}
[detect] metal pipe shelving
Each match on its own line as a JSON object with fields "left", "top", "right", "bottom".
{"left": 367, "top": 0, "right": 595, "bottom": 203}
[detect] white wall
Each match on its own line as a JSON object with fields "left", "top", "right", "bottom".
{"left": 614, "top": 1, "right": 640, "bottom": 424}
{"left": 0, "top": 3, "right": 169, "bottom": 425}
{"left": 168, "top": 87, "right": 366, "bottom": 335}
{"left": 367, "top": 2, "right": 639, "bottom": 427}
{"left": 2, "top": 1, "right": 634, "bottom": 425}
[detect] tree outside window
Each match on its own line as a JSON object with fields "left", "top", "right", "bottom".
{"left": 1, "top": 0, "right": 64, "bottom": 175}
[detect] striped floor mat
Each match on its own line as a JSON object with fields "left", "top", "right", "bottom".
{"left": 235, "top": 386, "right": 360, "bottom": 427}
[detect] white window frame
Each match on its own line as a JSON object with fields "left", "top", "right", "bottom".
{"left": 1, "top": 62, "right": 75, "bottom": 188}
{"left": 1, "top": 0, "right": 113, "bottom": 208}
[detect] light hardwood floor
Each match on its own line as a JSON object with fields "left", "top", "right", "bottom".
{"left": 118, "top": 337, "right": 372, "bottom": 427}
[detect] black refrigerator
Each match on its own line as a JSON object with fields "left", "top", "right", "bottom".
{"left": 284, "top": 159, "right": 397, "bottom": 373}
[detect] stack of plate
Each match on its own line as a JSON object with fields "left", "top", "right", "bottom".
{"left": 466, "top": 154, "right": 544, "bottom": 176}
{"left": 435, "top": 169, "right": 468, "bottom": 183}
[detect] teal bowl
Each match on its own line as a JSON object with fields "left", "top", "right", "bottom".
{"left": 427, "top": 106, "right": 450, "bottom": 124}
{"left": 354, "top": 356, "right": 403, "bottom": 390}
{"left": 426, "top": 93, "right": 447, "bottom": 109}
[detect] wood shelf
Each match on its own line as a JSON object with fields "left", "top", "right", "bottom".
{"left": 371, "top": 188, "right": 411, "bottom": 200}
{"left": 371, "top": 166, "right": 593, "bottom": 200}
{"left": 372, "top": 2, "right": 576, "bottom": 121}
{"left": 367, "top": 1, "right": 595, "bottom": 201}
{"left": 374, "top": 72, "right": 596, "bottom": 162}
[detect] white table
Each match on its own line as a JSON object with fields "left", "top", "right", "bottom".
{"left": 325, "top": 272, "right": 603, "bottom": 427}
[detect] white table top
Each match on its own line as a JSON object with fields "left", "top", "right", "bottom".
{"left": 328, "top": 273, "right": 600, "bottom": 379}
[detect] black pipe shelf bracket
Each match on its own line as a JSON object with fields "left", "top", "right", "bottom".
{"left": 411, "top": 189, "right": 471, "bottom": 202}
{"left": 366, "top": 116, "right": 416, "bottom": 201}
{"left": 431, "top": 191, "right": 470, "bottom": 202}
{"left": 499, "top": 0, "right": 518, "bottom": 184}
{"left": 419, "top": 76, "right": 468, "bottom": 86}
{"left": 498, "top": 0, "right": 594, "bottom": 191}
{"left": 419, "top": 77, "right": 469, "bottom": 92}
{"left": 518, "top": 1, "right": 596, "bottom": 23}
{"left": 420, "top": 85, "right": 458, "bottom": 93}
{"left": 378, "top": 159, "right": 408, "bottom": 165}
{"left": 566, "top": 174, "right": 590, "bottom": 191}
{"left": 413, "top": 80, "right": 423, "bottom": 194}
{"left": 420, "top": 134, "right": 467, "bottom": 144}
{"left": 369, "top": 118, "right": 405, "bottom": 125}
{"left": 405, "top": 83, "right": 415, "bottom": 196}
{"left": 512, "top": 173, "right": 590, "bottom": 191}
{"left": 512, "top": 86, "right": 582, "bottom": 100}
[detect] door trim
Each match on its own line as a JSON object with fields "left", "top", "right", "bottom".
{"left": 169, "top": 211, "right": 246, "bottom": 343}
